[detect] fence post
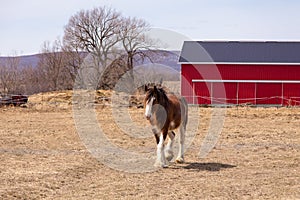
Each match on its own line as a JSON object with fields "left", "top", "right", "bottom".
{"left": 192, "top": 82, "right": 195, "bottom": 105}
{"left": 281, "top": 82, "right": 284, "bottom": 106}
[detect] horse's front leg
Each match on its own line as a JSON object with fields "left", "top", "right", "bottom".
{"left": 154, "top": 131, "right": 168, "bottom": 168}
{"left": 165, "top": 131, "right": 175, "bottom": 161}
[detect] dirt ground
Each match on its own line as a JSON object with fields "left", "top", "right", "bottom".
{"left": 0, "top": 95, "right": 299, "bottom": 199}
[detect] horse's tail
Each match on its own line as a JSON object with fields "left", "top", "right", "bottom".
{"left": 179, "top": 97, "right": 188, "bottom": 129}
{"left": 176, "top": 96, "right": 188, "bottom": 163}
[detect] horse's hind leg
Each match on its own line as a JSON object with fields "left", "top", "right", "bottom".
{"left": 165, "top": 131, "right": 175, "bottom": 161}
{"left": 175, "top": 125, "right": 185, "bottom": 163}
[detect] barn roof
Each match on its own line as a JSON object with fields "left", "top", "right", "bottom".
{"left": 179, "top": 41, "right": 300, "bottom": 64}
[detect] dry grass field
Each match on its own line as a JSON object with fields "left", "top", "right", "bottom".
{"left": 0, "top": 91, "right": 299, "bottom": 199}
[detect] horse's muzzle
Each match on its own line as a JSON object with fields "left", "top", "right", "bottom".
{"left": 145, "top": 115, "right": 151, "bottom": 120}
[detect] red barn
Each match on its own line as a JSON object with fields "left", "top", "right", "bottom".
{"left": 179, "top": 41, "right": 300, "bottom": 106}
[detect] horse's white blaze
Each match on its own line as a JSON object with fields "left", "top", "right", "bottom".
{"left": 145, "top": 97, "right": 155, "bottom": 119}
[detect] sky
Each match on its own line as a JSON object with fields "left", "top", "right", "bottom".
{"left": 1, "top": 0, "right": 300, "bottom": 56}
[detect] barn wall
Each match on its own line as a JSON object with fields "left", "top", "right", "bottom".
{"left": 256, "top": 83, "right": 282, "bottom": 104}
{"left": 283, "top": 83, "right": 300, "bottom": 106}
{"left": 237, "top": 83, "right": 256, "bottom": 104}
{"left": 181, "top": 64, "right": 300, "bottom": 105}
{"left": 182, "top": 64, "right": 300, "bottom": 80}
{"left": 194, "top": 82, "right": 211, "bottom": 104}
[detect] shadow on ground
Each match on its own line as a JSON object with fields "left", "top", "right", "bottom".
{"left": 180, "top": 162, "right": 237, "bottom": 171}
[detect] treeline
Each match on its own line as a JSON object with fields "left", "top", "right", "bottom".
{"left": 0, "top": 6, "right": 165, "bottom": 95}
{"left": 0, "top": 41, "right": 88, "bottom": 95}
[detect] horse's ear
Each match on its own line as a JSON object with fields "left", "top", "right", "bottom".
{"left": 144, "top": 84, "right": 148, "bottom": 92}
{"left": 154, "top": 85, "right": 157, "bottom": 92}
{"left": 159, "top": 78, "right": 163, "bottom": 86}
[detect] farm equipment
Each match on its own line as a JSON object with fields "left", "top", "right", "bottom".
{"left": 0, "top": 94, "right": 28, "bottom": 107}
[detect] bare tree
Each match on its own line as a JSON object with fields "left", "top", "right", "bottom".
{"left": 62, "top": 44, "right": 87, "bottom": 83}
{"left": 0, "top": 55, "right": 21, "bottom": 94}
{"left": 20, "top": 64, "right": 41, "bottom": 94}
{"left": 120, "top": 17, "right": 154, "bottom": 70}
{"left": 63, "top": 6, "right": 156, "bottom": 90}
{"left": 63, "top": 7, "right": 123, "bottom": 89}
{"left": 38, "top": 39, "right": 71, "bottom": 91}
{"left": 116, "top": 17, "right": 156, "bottom": 92}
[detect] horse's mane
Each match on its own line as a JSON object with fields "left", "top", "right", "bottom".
{"left": 145, "top": 86, "right": 169, "bottom": 106}
{"left": 158, "top": 88, "right": 169, "bottom": 106}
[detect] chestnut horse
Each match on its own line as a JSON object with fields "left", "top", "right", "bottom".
{"left": 144, "top": 85, "right": 188, "bottom": 168}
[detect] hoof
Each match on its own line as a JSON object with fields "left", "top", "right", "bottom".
{"left": 154, "top": 161, "right": 168, "bottom": 168}
{"left": 165, "top": 152, "right": 174, "bottom": 162}
{"left": 162, "top": 164, "right": 168, "bottom": 168}
{"left": 175, "top": 157, "right": 184, "bottom": 164}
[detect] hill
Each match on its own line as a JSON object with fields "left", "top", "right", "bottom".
{"left": 0, "top": 50, "right": 180, "bottom": 71}
{"left": 0, "top": 54, "right": 40, "bottom": 68}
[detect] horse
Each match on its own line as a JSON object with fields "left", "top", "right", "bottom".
{"left": 144, "top": 85, "right": 188, "bottom": 168}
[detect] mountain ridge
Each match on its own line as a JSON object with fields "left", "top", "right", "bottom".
{"left": 0, "top": 50, "right": 181, "bottom": 71}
